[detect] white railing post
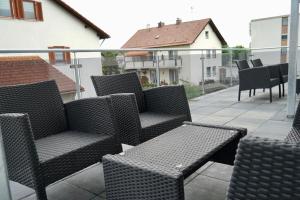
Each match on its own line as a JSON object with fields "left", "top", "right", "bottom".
{"left": 201, "top": 52, "right": 205, "bottom": 94}
{"left": 156, "top": 51, "right": 160, "bottom": 86}
{"left": 70, "top": 52, "right": 82, "bottom": 99}
{"left": 287, "top": 0, "right": 299, "bottom": 117}
{"left": 229, "top": 48, "right": 233, "bottom": 86}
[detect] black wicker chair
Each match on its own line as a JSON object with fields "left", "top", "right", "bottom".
{"left": 0, "top": 80, "right": 122, "bottom": 200}
{"left": 250, "top": 58, "right": 263, "bottom": 68}
{"left": 227, "top": 101, "right": 300, "bottom": 200}
{"left": 91, "top": 72, "right": 191, "bottom": 146}
{"left": 236, "top": 60, "right": 281, "bottom": 103}
{"left": 251, "top": 58, "right": 288, "bottom": 96}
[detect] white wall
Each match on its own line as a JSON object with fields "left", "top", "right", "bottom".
{"left": 189, "top": 24, "right": 223, "bottom": 85}
{"left": 0, "top": 0, "right": 103, "bottom": 97}
{"left": 250, "top": 18, "right": 282, "bottom": 49}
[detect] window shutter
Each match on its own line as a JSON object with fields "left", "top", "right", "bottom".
{"left": 12, "top": 0, "right": 24, "bottom": 19}
{"left": 49, "top": 51, "right": 56, "bottom": 64}
{"left": 34, "top": 1, "right": 43, "bottom": 21}
{"left": 64, "top": 47, "right": 71, "bottom": 64}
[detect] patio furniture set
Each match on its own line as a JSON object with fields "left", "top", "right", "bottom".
{"left": 236, "top": 58, "right": 288, "bottom": 103}
{"left": 0, "top": 72, "right": 299, "bottom": 200}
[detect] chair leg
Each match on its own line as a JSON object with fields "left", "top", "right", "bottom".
{"left": 263, "top": 88, "right": 265, "bottom": 92}
{"left": 253, "top": 89, "right": 256, "bottom": 96}
{"left": 269, "top": 88, "right": 272, "bottom": 103}
{"left": 279, "top": 84, "right": 281, "bottom": 98}
{"left": 282, "top": 83, "right": 285, "bottom": 96}
{"left": 36, "top": 186, "right": 48, "bottom": 200}
{"left": 249, "top": 90, "right": 252, "bottom": 97}
{"left": 238, "top": 89, "right": 241, "bottom": 101}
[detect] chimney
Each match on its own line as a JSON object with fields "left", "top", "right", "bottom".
{"left": 158, "top": 21, "right": 165, "bottom": 28}
{"left": 176, "top": 18, "right": 182, "bottom": 25}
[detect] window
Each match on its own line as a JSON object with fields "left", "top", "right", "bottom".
{"left": 169, "top": 69, "right": 178, "bottom": 84}
{"left": 168, "top": 50, "right": 177, "bottom": 60}
{"left": 212, "top": 50, "right": 216, "bottom": 58}
{"left": 206, "top": 67, "right": 211, "bottom": 77}
{"left": 282, "top": 17, "right": 288, "bottom": 26}
{"left": 0, "top": 0, "right": 43, "bottom": 20}
{"left": 281, "top": 35, "right": 288, "bottom": 40}
{"left": 206, "top": 50, "right": 211, "bottom": 59}
{"left": 0, "top": 0, "right": 12, "bottom": 17}
{"left": 205, "top": 31, "right": 209, "bottom": 39}
{"left": 48, "top": 46, "right": 71, "bottom": 65}
{"left": 23, "top": 0, "right": 35, "bottom": 19}
{"left": 150, "top": 70, "right": 157, "bottom": 84}
{"left": 212, "top": 66, "right": 216, "bottom": 76}
{"left": 281, "top": 47, "right": 288, "bottom": 55}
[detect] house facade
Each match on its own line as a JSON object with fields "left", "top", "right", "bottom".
{"left": 250, "top": 15, "right": 292, "bottom": 65}
{"left": 0, "top": 0, "right": 110, "bottom": 100}
{"left": 122, "top": 18, "right": 227, "bottom": 86}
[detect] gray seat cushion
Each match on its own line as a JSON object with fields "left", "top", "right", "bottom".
{"left": 35, "top": 131, "right": 117, "bottom": 184}
{"left": 139, "top": 112, "right": 187, "bottom": 142}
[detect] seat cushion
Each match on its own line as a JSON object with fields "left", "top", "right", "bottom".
{"left": 35, "top": 131, "right": 120, "bottom": 185}
{"left": 270, "top": 78, "right": 280, "bottom": 87}
{"left": 282, "top": 75, "right": 288, "bottom": 83}
{"left": 139, "top": 112, "right": 187, "bottom": 142}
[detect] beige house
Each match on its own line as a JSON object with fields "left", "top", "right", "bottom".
{"left": 0, "top": 0, "right": 110, "bottom": 99}
{"left": 122, "top": 18, "right": 227, "bottom": 85}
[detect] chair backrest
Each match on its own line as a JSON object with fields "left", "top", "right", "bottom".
{"left": 0, "top": 80, "right": 67, "bottom": 139}
{"left": 236, "top": 60, "right": 250, "bottom": 70}
{"left": 251, "top": 59, "right": 263, "bottom": 68}
{"left": 91, "top": 72, "right": 146, "bottom": 113}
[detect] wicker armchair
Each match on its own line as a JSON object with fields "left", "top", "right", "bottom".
{"left": 0, "top": 80, "right": 122, "bottom": 200}
{"left": 91, "top": 72, "right": 191, "bottom": 146}
{"left": 251, "top": 58, "right": 288, "bottom": 96}
{"left": 236, "top": 60, "right": 281, "bottom": 102}
{"left": 227, "top": 102, "right": 300, "bottom": 200}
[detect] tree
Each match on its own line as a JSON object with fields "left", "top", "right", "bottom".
{"left": 101, "top": 51, "right": 121, "bottom": 75}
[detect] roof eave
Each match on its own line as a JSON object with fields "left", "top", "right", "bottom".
{"left": 52, "top": 0, "right": 110, "bottom": 39}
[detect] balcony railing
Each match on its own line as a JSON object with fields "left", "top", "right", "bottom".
{"left": 0, "top": 46, "right": 295, "bottom": 101}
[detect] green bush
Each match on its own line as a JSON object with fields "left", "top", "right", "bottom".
{"left": 184, "top": 84, "right": 203, "bottom": 100}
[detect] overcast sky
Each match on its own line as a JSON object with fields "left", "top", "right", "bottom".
{"left": 64, "top": 0, "right": 290, "bottom": 49}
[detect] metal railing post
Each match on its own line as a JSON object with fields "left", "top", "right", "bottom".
{"left": 229, "top": 48, "right": 233, "bottom": 86}
{"left": 156, "top": 51, "right": 160, "bottom": 86}
{"left": 287, "top": 0, "right": 299, "bottom": 118}
{"left": 70, "top": 52, "right": 82, "bottom": 99}
{"left": 0, "top": 136, "right": 12, "bottom": 200}
{"left": 201, "top": 52, "right": 205, "bottom": 94}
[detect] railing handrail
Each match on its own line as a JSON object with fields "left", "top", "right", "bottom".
{"left": 0, "top": 46, "right": 295, "bottom": 54}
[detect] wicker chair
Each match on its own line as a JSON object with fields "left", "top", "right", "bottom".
{"left": 250, "top": 58, "right": 263, "bottom": 68}
{"left": 251, "top": 58, "right": 288, "bottom": 96}
{"left": 227, "top": 102, "right": 300, "bottom": 200}
{"left": 91, "top": 72, "right": 191, "bottom": 146}
{"left": 236, "top": 60, "right": 281, "bottom": 102}
{"left": 0, "top": 80, "right": 122, "bottom": 200}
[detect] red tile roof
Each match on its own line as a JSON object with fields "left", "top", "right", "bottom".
{"left": 52, "top": 0, "right": 110, "bottom": 39}
{"left": 0, "top": 56, "right": 82, "bottom": 94}
{"left": 122, "top": 18, "right": 227, "bottom": 48}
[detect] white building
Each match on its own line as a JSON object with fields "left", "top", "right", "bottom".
{"left": 250, "top": 15, "right": 290, "bottom": 65}
{"left": 0, "top": 0, "right": 110, "bottom": 100}
{"left": 122, "top": 18, "right": 227, "bottom": 86}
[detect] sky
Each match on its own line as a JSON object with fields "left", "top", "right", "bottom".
{"left": 64, "top": 0, "right": 290, "bottom": 49}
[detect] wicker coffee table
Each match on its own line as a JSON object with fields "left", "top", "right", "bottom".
{"left": 103, "top": 122, "right": 247, "bottom": 200}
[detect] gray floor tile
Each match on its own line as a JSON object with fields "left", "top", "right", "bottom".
{"left": 253, "top": 120, "right": 292, "bottom": 139}
{"left": 46, "top": 181, "right": 96, "bottom": 200}
{"left": 185, "top": 175, "right": 229, "bottom": 200}
{"left": 201, "top": 163, "right": 233, "bottom": 182}
{"left": 66, "top": 164, "right": 105, "bottom": 195}
{"left": 10, "top": 181, "right": 35, "bottom": 200}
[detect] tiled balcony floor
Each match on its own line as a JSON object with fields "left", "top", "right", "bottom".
{"left": 11, "top": 85, "right": 296, "bottom": 200}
